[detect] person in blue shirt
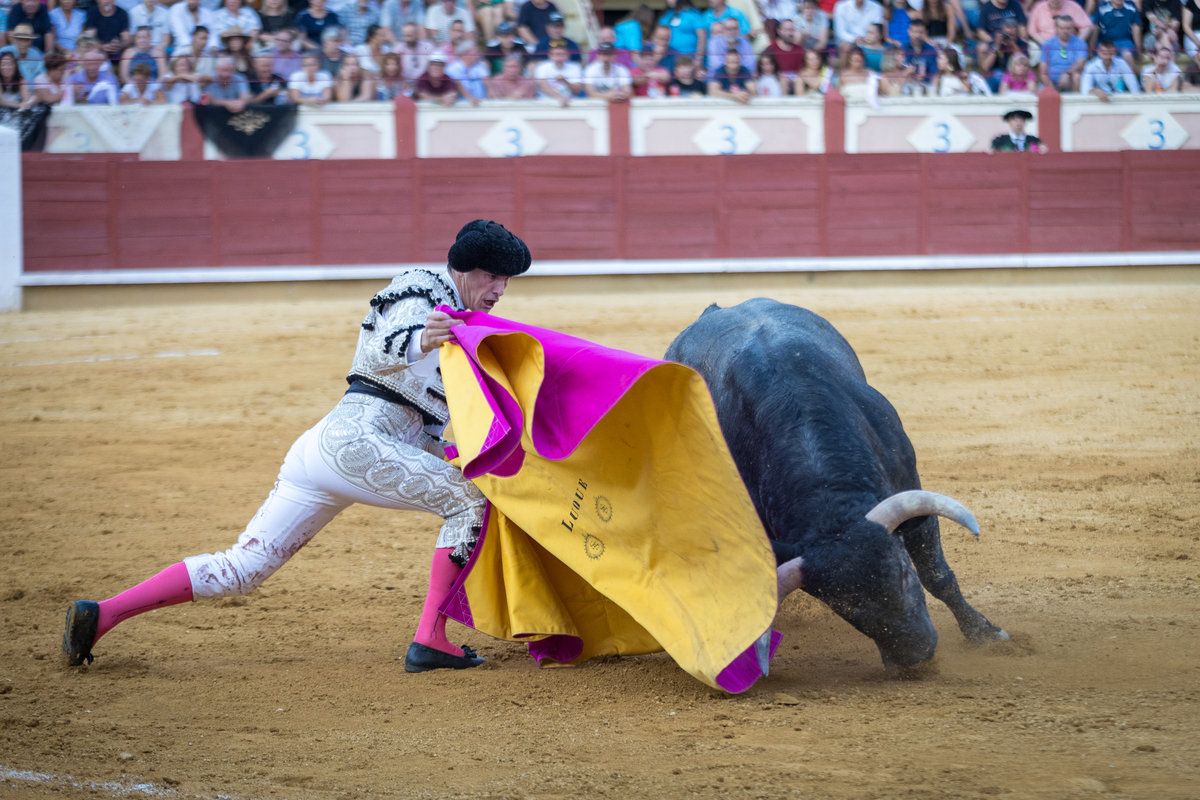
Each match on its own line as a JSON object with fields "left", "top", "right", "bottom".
{"left": 532, "top": 12, "right": 581, "bottom": 61}
{"left": 701, "top": 0, "right": 750, "bottom": 36}
{"left": 659, "top": 0, "right": 707, "bottom": 60}
{"left": 903, "top": 17, "right": 938, "bottom": 81}
{"left": 887, "top": 0, "right": 911, "bottom": 45}
{"left": 1094, "top": 0, "right": 1140, "bottom": 64}
{"left": 614, "top": 4, "right": 656, "bottom": 50}
{"left": 1038, "top": 15, "right": 1088, "bottom": 90}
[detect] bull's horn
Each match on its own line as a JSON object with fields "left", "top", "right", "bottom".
{"left": 865, "top": 490, "right": 980, "bottom": 536}
{"left": 754, "top": 632, "right": 771, "bottom": 677}
{"left": 777, "top": 556, "right": 804, "bottom": 600}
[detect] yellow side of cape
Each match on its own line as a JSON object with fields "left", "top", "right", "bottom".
{"left": 440, "top": 335, "right": 777, "bottom": 689}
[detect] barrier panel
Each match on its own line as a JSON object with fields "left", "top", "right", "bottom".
{"left": 1061, "top": 94, "right": 1200, "bottom": 152}
{"left": 845, "top": 95, "right": 1040, "bottom": 154}
{"left": 45, "top": 105, "right": 182, "bottom": 160}
{"left": 202, "top": 102, "right": 398, "bottom": 160}
{"left": 19, "top": 152, "right": 1200, "bottom": 278}
{"left": 629, "top": 97, "right": 825, "bottom": 156}
{"left": 414, "top": 99, "right": 610, "bottom": 158}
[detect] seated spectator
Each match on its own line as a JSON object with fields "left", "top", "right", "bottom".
{"left": 446, "top": 42, "right": 487, "bottom": 103}
{"left": 50, "top": 0, "right": 86, "bottom": 54}
{"left": 975, "top": 0, "right": 1026, "bottom": 45}
{"left": 84, "top": 0, "right": 131, "bottom": 62}
{"left": 486, "top": 20, "right": 527, "bottom": 73}
{"left": 886, "top": 0, "right": 911, "bottom": 45}
{"left": 0, "top": 23, "right": 42, "bottom": 80}
{"left": 795, "top": 46, "right": 832, "bottom": 92}
{"left": 380, "top": 0, "right": 426, "bottom": 45}
{"left": 860, "top": 22, "right": 886, "bottom": 69}
{"left": 289, "top": 52, "right": 333, "bottom": 104}
{"left": 932, "top": 47, "right": 971, "bottom": 94}
{"left": 668, "top": 54, "right": 707, "bottom": 94}
{"left": 33, "top": 53, "right": 71, "bottom": 105}
{"left": 999, "top": 52, "right": 1038, "bottom": 92}
{"left": 488, "top": 52, "right": 536, "bottom": 97}
{"left": 128, "top": 0, "right": 170, "bottom": 51}
{"left": 755, "top": 51, "right": 789, "bottom": 94}
{"left": 333, "top": 53, "right": 374, "bottom": 100}
{"left": 1081, "top": 39, "right": 1140, "bottom": 100}
{"left": 355, "top": 23, "right": 392, "bottom": 74}
{"left": 177, "top": 25, "right": 217, "bottom": 78}
{"left": 341, "top": 0, "right": 380, "bottom": 48}
{"left": 701, "top": 0, "right": 750, "bottom": 37}
{"left": 583, "top": 41, "right": 632, "bottom": 100}
{"left": 707, "top": 18, "right": 753, "bottom": 72}
{"left": 1181, "top": 0, "right": 1198, "bottom": 57}
{"left": 168, "top": 0, "right": 215, "bottom": 51}
{"left": 1142, "top": 0, "right": 1182, "bottom": 53}
{"left": 708, "top": 48, "right": 755, "bottom": 101}
{"left": 532, "top": 12, "right": 581, "bottom": 61}
{"left": 766, "top": 19, "right": 805, "bottom": 79}
{"left": 1142, "top": 43, "right": 1183, "bottom": 91}
{"left": 319, "top": 26, "right": 347, "bottom": 76}
{"left": 425, "top": 0, "right": 473, "bottom": 46}
{"left": 218, "top": 26, "right": 253, "bottom": 75}
{"left": 416, "top": 51, "right": 460, "bottom": 104}
{"left": 1093, "top": 0, "right": 1139, "bottom": 65}
{"left": 435, "top": 19, "right": 467, "bottom": 57}
{"left": 517, "top": 0, "right": 560, "bottom": 47}
{"left": 615, "top": 4, "right": 656, "bottom": 51}
{"left": 833, "top": 0, "right": 885, "bottom": 52}
{"left": 66, "top": 47, "right": 120, "bottom": 103}
{"left": 1038, "top": 15, "right": 1087, "bottom": 91}
{"left": 977, "top": 16, "right": 1028, "bottom": 83}
{"left": 162, "top": 53, "right": 207, "bottom": 102}
{"left": 795, "top": 0, "right": 831, "bottom": 52}
{"left": 659, "top": 0, "right": 707, "bottom": 62}
{"left": 879, "top": 46, "right": 924, "bottom": 93}
{"left": 1184, "top": 47, "right": 1200, "bottom": 89}
{"left": 394, "top": 22, "right": 433, "bottom": 82}
{"left": 988, "top": 108, "right": 1046, "bottom": 152}
{"left": 6, "top": 0, "right": 53, "bottom": 53}
{"left": 631, "top": 47, "right": 669, "bottom": 95}
{"left": 257, "top": 0, "right": 296, "bottom": 45}
{"left": 295, "top": 0, "right": 340, "bottom": 50}
{"left": 247, "top": 53, "right": 288, "bottom": 103}
{"left": 534, "top": 42, "right": 582, "bottom": 104}
{"left": 206, "top": 55, "right": 251, "bottom": 110}
{"left": 760, "top": 0, "right": 799, "bottom": 38}
{"left": 1026, "top": 0, "right": 1090, "bottom": 46}
{"left": 211, "top": 0, "right": 261, "bottom": 45}
{"left": 836, "top": 44, "right": 873, "bottom": 96}
{"left": 919, "top": 0, "right": 959, "bottom": 45}
{"left": 904, "top": 18, "right": 938, "bottom": 81}
{"left": 0, "top": 50, "right": 34, "bottom": 110}
{"left": 644, "top": 24, "right": 681, "bottom": 72}
{"left": 120, "top": 26, "right": 165, "bottom": 84}
{"left": 120, "top": 62, "right": 165, "bottom": 103}
{"left": 269, "top": 27, "right": 301, "bottom": 78}
{"left": 375, "top": 51, "right": 405, "bottom": 98}
{"left": 474, "top": 0, "right": 512, "bottom": 45}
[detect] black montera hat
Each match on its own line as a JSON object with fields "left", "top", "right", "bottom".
{"left": 447, "top": 220, "right": 531, "bottom": 277}
{"left": 1003, "top": 109, "right": 1034, "bottom": 121}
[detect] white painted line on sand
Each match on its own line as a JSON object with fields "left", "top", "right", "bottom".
{"left": 10, "top": 349, "right": 221, "bottom": 368}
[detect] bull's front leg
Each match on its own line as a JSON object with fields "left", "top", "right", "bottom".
{"left": 897, "top": 517, "right": 1009, "bottom": 645}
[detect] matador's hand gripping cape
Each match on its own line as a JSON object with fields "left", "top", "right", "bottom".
{"left": 435, "top": 308, "right": 781, "bottom": 692}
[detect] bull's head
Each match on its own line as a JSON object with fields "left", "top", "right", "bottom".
{"left": 774, "top": 491, "right": 979, "bottom": 670}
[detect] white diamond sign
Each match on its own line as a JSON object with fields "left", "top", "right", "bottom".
{"left": 273, "top": 119, "right": 335, "bottom": 160}
{"left": 478, "top": 117, "right": 547, "bottom": 158}
{"left": 907, "top": 114, "right": 976, "bottom": 153}
{"left": 692, "top": 115, "right": 761, "bottom": 156}
{"left": 1121, "top": 112, "right": 1188, "bottom": 151}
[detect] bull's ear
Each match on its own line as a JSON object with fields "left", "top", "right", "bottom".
{"left": 771, "top": 539, "right": 803, "bottom": 567}
{"left": 701, "top": 303, "right": 722, "bottom": 316}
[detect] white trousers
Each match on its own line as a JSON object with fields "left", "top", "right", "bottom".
{"left": 184, "top": 394, "right": 486, "bottom": 598}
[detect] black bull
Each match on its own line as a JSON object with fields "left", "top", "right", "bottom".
{"left": 666, "top": 298, "right": 1008, "bottom": 669}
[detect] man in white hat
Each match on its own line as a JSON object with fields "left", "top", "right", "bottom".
{"left": 0, "top": 23, "right": 45, "bottom": 80}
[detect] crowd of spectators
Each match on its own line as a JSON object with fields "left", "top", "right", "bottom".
{"left": 1, "top": 0, "right": 1199, "bottom": 129}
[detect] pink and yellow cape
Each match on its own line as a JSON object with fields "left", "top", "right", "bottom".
{"left": 436, "top": 308, "right": 780, "bottom": 692}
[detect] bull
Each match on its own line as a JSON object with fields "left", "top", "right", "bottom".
{"left": 666, "top": 298, "right": 1009, "bottom": 672}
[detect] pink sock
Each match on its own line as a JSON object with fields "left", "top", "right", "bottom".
{"left": 95, "top": 562, "right": 194, "bottom": 644}
{"left": 413, "top": 548, "right": 464, "bottom": 656}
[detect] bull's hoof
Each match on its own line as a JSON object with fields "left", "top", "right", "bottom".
{"left": 964, "top": 622, "right": 1010, "bottom": 645}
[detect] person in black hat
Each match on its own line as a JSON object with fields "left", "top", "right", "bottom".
{"left": 61, "top": 220, "right": 532, "bottom": 675}
{"left": 485, "top": 20, "right": 527, "bottom": 73}
{"left": 989, "top": 109, "right": 1048, "bottom": 153}
{"left": 531, "top": 10, "right": 581, "bottom": 61}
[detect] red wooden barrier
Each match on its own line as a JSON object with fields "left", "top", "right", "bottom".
{"left": 21, "top": 152, "right": 1200, "bottom": 274}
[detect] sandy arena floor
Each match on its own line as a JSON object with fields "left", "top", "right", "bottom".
{"left": 1, "top": 279, "right": 1198, "bottom": 800}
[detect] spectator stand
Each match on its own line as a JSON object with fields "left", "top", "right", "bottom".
{"left": 414, "top": 98, "right": 610, "bottom": 157}
{"left": 845, "top": 94, "right": 1039, "bottom": 153}
{"left": 203, "top": 101, "right": 398, "bottom": 160}
{"left": 43, "top": 105, "right": 182, "bottom": 159}
{"left": 629, "top": 96, "right": 825, "bottom": 155}
{"left": 1060, "top": 93, "right": 1200, "bottom": 151}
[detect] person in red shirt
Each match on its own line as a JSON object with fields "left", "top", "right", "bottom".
{"left": 765, "top": 18, "right": 805, "bottom": 78}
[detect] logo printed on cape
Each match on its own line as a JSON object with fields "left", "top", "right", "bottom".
{"left": 561, "top": 479, "right": 606, "bottom": 560}
{"left": 594, "top": 496, "right": 612, "bottom": 523}
{"left": 583, "top": 534, "right": 605, "bottom": 560}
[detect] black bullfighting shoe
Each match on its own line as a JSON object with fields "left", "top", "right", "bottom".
{"left": 404, "top": 642, "right": 487, "bottom": 673}
{"left": 62, "top": 600, "right": 100, "bottom": 667}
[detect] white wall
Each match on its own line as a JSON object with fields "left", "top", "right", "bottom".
{"left": 0, "top": 126, "right": 21, "bottom": 312}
